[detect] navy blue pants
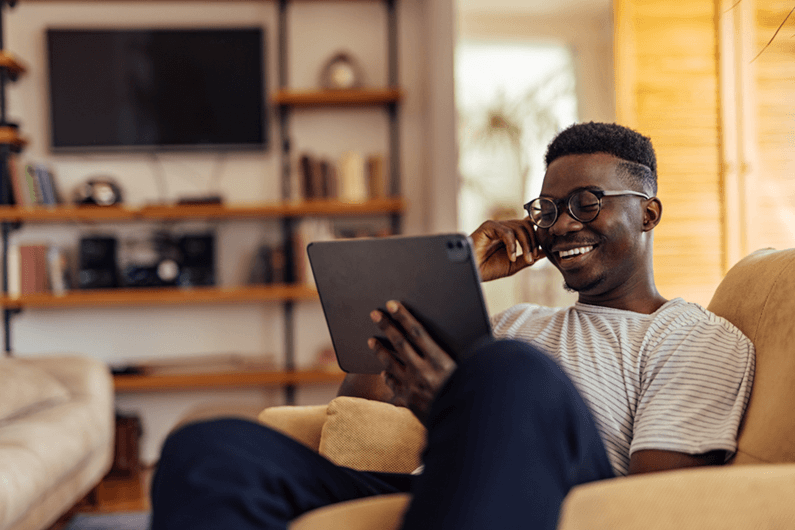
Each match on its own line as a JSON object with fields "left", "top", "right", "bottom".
{"left": 150, "top": 340, "right": 614, "bottom": 529}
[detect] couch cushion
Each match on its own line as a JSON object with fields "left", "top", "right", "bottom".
{"left": 0, "top": 359, "right": 70, "bottom": 423}
{"left": 318, "top": 397, "right": 426, "bottom": 474}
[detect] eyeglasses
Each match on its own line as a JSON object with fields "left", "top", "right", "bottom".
{"left": 524, "top": 189, "right": 650, "bottom": 229}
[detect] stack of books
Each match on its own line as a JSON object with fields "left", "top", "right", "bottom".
{"left": 6, "top": 244, "right": 69, "bottom": 297}
{"left": 297, "top": 152, "right": 388, "bottom": 203}
{"left": 6, "top": 157, "right": 61, "bottom": 206}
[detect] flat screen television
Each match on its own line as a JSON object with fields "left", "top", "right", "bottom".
{"left": 47, "top": 27, "right": 267, "bottom": 152}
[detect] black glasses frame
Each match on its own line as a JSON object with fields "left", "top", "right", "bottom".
{"left": 524, "top": 189, "right": 650, "bottom": 229}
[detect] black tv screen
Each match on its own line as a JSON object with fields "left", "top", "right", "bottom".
{"left": 47, "top": 28, "right": 267, "bottom": 152}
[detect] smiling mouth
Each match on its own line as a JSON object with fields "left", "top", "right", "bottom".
{"left": 557, "top": 246, "right": 595, "bottom": 260}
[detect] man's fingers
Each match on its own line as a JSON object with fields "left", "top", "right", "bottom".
{"left": 513, "top": 221, "right": 539, "bottom": 264}
{"left": 370, "top": 309, "right": 423, "bottom": 367}
{"left": 383, "top": 301, "right": 455, "bottom": 370}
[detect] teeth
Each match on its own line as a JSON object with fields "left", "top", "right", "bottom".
{"left": 559, "top": 246, "right": 593, "bottom": 258}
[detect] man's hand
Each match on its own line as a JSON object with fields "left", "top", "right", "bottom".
{"left": 368, "top": 300, "right": 457, "bottom": 426}
{"left": 470, "top": 219, "right": 545, "bottom": 282}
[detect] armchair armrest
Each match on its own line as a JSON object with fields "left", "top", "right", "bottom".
{"left": 18, "top": 354, "right": 114, "bottom": 439}
{"left": 558, "top": 464, "right": 795, "bottom": 529}
{"left": 290, "top": 493, "right": 411, "bottom": 530}
{"left": 258, "top": 404, "right": 328, "bottom": 452}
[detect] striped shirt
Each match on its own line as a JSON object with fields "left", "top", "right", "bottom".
{"left": 490, "top": 298, "right": 755, "bottom": 476}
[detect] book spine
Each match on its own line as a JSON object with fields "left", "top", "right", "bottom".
{"left": 23, "top": 165, "right": 40, "bottom": 205}
{"left": 35, "top": 165, "right": 56, "bottom": 205}
{"left": 18, "top": 244, "right": 51, "bottom": 294}
{"left": 7, "top": 243, "right": 20, "bottom": 298}
{"left": 367, "top": 154, "right": 388, "bottom": 199}
{"left": 7, "top": 155, "right": 28, "bottom": 207}
{"left": 299, "top": 154, "right": 314, "bottom": 200}
{"left": 337, "top": 151, "right": 367, "bottom": 204}
{"left": 47, "top": 246, "right": 68, "bottom": 296}
{"left": 18, "top": 244, "right": 37, "bottom": 294}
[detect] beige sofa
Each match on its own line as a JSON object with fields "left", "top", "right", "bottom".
{"left": 0, "top": 355, "right": 115, "bottom": 530}
{"left": 259, "top": 247, "right": 795, "bottom": 529}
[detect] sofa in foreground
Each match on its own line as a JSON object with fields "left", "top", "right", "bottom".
{"left": 258, "top": 247, "right": 795, "bottom": 529}
{"left": 0, "top": 355, "right": 115, "bottom": 530}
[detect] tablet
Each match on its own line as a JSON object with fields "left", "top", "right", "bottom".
{"left": 307, "top": 233, "right": 492, "bottom": 374}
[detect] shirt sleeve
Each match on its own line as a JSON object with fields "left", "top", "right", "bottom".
{"left": 630, "top": 313, "right": 755, "bottom": 460}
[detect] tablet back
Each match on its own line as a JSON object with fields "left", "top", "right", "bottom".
{"left": 307, "top": 234, "right": 492, "bottom": 373}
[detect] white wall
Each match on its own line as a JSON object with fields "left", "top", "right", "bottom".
{"left": 4, "top": 0, "right": 457, "bottom": 463}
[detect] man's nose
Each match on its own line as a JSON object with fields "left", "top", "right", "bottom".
{"left": 548, "top": 208, "right": 584, "bottom": 236}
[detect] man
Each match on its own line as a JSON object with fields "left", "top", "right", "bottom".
{"left": 151, "top": 122, "right": 754, "bottom": 529}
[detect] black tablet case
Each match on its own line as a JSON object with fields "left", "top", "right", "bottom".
{"left": 307, "top": 233, "right": 492, "bottom": 373}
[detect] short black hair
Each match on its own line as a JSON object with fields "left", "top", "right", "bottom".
{"left": 545, "top": 122, "right": 657, "bottom": 195}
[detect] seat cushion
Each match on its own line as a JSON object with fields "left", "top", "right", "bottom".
{"left": 0, "top": 359, "right": 70, "bottom": 423}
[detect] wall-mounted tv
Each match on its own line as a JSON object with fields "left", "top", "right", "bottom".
{"left": 47, "top": 27, "right": 267, "bottom": 153}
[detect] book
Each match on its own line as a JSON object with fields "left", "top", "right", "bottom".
{"left": 337, "top": 151, "right": 367, "bottom": 204}
{"left": 7, "top": 155, "right": 29, "bottom": 206}
{"left": 7, "top": 243, "right": 20, "bottom": 298}
{"left": 367, "top": 154, "right": 388, "bottom": 199}
{"left": 299, "top": 153, "right": 340, "bottom": 200}
{"left": 18, "top": 244, "right": 50, "bottom": 294}
{"left": 22, "top": 164, "right": 40, "bottom": 205}
{"left": 299, "top": 154, "right": 315, "bottom": 199}
{"left": 319, "top": 159, "right": 337, "bottom": 199}
{"left": 310, "top": 157, "right": 325, "bottom": 199}
{"left": 47, "top": 246, "right": 69, "bottom": 296}
{"left": 33, "top": 164, "right": 58, "bottom": 205}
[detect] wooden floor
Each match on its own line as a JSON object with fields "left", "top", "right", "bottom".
{"left": 83, "top": 467, "right": 153, "bottom": 513}
{"left": 48, "top": 468, "right": 153, "bottom": 530}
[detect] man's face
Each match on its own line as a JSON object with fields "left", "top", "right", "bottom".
{"left": 535, "top": 152, "right": 649, "bottom": 300}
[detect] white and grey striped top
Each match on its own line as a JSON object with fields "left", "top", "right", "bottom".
{"left": 490, "top": 298, "right": 755, "bottom": 477}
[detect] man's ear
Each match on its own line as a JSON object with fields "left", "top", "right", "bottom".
{"left": 642, "top": 197, "right": 662, "bottom": 232}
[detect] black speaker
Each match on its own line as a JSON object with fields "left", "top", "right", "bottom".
{"left": 78, "top": 236, "right": 118, "bottom": 289}
{"left": 177, "top": 233, "right": 215, "bottom": 286}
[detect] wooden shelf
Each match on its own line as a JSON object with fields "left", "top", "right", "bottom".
{"left": 0, "top": 51, "right": 26, "bottom": 79}
{"left": 0, "top": 197, "right": 406, "bottom": 223}
{"left": 0, "top": 284, "right": 319, "bottom": 309}
{"left": 272, "top": 88, "right": 403, "bottom": 107}
{"left": 0, "top": 126, "right": 27, "bottom": 150}
{"left": 114, "top": 368, "right": 345, "bottom": 392}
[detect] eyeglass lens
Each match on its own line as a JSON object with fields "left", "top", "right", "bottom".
{"left": 528, "top": 190, "right": 602, "bottom": 228}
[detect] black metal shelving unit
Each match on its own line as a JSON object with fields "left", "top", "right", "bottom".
{"left": 274, "top": 0, "right": 404, "bottom": 403}
{"left": 0, "top": 1, "right": 405, "bottom": 400}
{"left": 0, "top": 0, "right": 23, "bottom": 357}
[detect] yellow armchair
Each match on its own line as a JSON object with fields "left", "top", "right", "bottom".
{"left": 259, "top": 248, "right": 795, "bottom": 529}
